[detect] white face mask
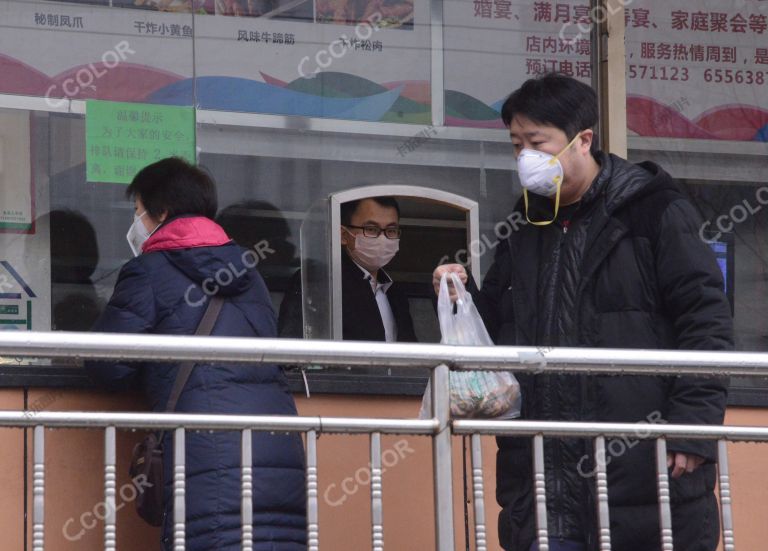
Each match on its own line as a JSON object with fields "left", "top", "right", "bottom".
{"left": 517, "top": 149, "right": 565, "bottom": 197}
{"left": 515, "top": 132, "right": 582, "bottom": 226}
{"left": 126, "top": 211, "right": 159, "bottom": 257}
{"left": 346, "top": 230, "right": 400, "bottom": 271}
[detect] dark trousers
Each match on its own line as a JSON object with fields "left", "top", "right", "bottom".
{"left": 528, "top": 539, "right": 586, "bottom": 551}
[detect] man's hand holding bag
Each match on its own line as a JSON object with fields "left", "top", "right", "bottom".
{"left": 420, "top": 272, "right": 521, "bottom": 419}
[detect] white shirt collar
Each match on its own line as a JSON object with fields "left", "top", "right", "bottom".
{"left": 351, "top": 260, "right": 393, "bottom": 294}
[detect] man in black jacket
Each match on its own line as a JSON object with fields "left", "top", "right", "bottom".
{"left": 433, "top": 74, "right": 733, "bottom": 551}
{"left": 280, "top": 196, "right": 416, "bottom": 342}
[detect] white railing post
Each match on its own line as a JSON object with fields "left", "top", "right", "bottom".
{"left": 470, "top": 434, "right": 487, "bottom": 551}
{"left": 241, "top": 429, "right": 253, "bottom": 551}
{"left": 718, "top": 440, "right": 735, "bottom": 551}
{"left": 371, "top": 432, "right": 384, "bottom": 551}
{"left": 307, "top": 430, "right": 319, "bottom": 551}
{"left": 594, "top": 436, "right": 611, "bottom": 551}
{"left": 173, "top": 428, "right": 186, "bottom": 551}
{"left": 655, "top": 438, "right": 673, "bottom": 551}
{"left": 104, "top": 426, "right": 117, "bottom": 551}
{"left": 533, "top": 434, "right": 549, "bottom": 551}
{"left": 33, "top": 425, "right": 45, "bottom": 551}
{"left": 431, "top": 363, "right": 455, "bottom": 551}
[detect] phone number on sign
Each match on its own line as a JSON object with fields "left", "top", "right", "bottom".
{"left": 628, "top": 65, "right": 767, "bottom": 85}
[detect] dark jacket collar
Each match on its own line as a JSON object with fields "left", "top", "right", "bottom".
{"left": 522, "top": 151, "right": 678, "bottom": 221}
{"left": 341, "top": 251, "right": 392, "bottom": 286}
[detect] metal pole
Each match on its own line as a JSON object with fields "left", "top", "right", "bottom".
{"left": 533, "top": 434, "right": 549, "bottom": 551}
{"left": 470, "top": 434, "right": 487, "bottom": 551}
{"left": 241, "top": 429, "right": 253, "bottom": 551}
{"left": 174, "top": 428, "right": 186, "bottom": 551}
{"left": 655, "top": 438, "right": 673, "bottom": 551}
{"left": 371, "top": 432, "right": 384, "bottom": 551}
{"left": 429, "top": 0, "right": 445, "bottom": 127}
{"left": 594, "top": 436, "right": 611, "bottom": 551}
{"left": 104, "top": 426, "right": 117, "bottom": 551}
{"left": 590, "top": 0, "right": 603, "bottom": 145}
{"left": 432, "top": 364, "right": 455, "bottom": 551}
{"left": 307, "top": 430, "right": 319, "bottom": 551}
{"left": 5, "top": 331, "right": 768, "bottom": 377}
{"left": 718, "top": 440, "right": 735, "bottom": 551}
{"left": 32, "top": 425, "right": 45, "bottom": 551}
{"left": 453, "top": 419, "right": 768, "bottom": 441}
{"left": 0, "top": 411, "right": 435, "bottom": 434}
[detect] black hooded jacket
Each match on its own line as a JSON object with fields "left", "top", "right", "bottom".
{"left": 471, "top": 152, "right": 733, "bottom": 551}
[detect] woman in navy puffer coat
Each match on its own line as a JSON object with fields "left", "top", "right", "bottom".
{"left": 85, "top": 158, "right": 307, "bottom": 551}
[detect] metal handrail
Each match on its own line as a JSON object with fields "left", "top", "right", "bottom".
{"left": 6, "top": 410, "right": 768, "bottom": 442}
{"left": 453, "top": 419, "right": 768, "bottom": 441}
{"left": 14, "top": 411, "right": 750, "bottom": 551}
{"left": 3, "top": 411, "right": 437, "bottom": 433}
{"left": 1, "top": 332, "right": 755, "bottom": 551}
{"left": 1, "top": 330, "right": 768, "bottom": 376}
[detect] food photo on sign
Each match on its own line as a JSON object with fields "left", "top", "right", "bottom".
{"left": 44, "top": 0, "right": 215, "bottom": 12}
{"left": 316, "top": 0, "right": 414, "bottom": 29}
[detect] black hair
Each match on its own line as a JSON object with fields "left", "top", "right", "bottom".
{"left": 501, "top": 73, "right": 599, "bottom": 154}
{"left": 340, "top": 196, "right": 401, "bottom": 226}
{"left": 48, "top": 209, "right": 98, "bottom": 283}
{"left": 216, "top": 200, "right": 297, "bottom": 267}
{"left": 126, "top": 157, "right": 217, "bottom": 220}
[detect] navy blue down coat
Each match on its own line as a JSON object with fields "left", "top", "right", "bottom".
{"left": 85, "top": 216, "right": 307, "bottom": 551}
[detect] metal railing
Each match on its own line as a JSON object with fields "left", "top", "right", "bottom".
{"left": 2, "top": 331, "right": 766, "bottom": 551}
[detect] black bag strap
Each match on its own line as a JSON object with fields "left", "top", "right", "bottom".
{"left": 164, "top": 296, "right": 224, "bottom": 412}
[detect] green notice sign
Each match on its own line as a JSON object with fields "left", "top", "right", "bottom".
{"left": 86, "top": 100, "right": 196, "bottom": 184}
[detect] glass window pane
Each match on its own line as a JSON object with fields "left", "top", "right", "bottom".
{"left": 626, "top": 1, "right": 768, "bottom": 402}
{"left": 443, "top": 0, "right": 593, "bottom": 129}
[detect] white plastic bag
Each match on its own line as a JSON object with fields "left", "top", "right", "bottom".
{"left": 419, "top": 272, "right": 521, "bottom": 419}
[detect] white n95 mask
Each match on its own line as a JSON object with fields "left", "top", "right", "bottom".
{"left": 515, "top": 132, "right": 582, "bottom": 226}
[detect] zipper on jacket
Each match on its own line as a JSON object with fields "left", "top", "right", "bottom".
{"left": 548, "top": 221, "right": 572, "bottom": 540}
{"left": 546, "top": 226, "right": 569, "bottom": 343}
{"left": 549, "top": 443, "right": 566, "bottom": 540}
{"left": 549, "top": 377, "right": 566, "bottom": 540}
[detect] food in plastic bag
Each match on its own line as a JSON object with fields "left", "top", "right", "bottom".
{"left": 419, "top": 272, "right": 521, "bottom": 419}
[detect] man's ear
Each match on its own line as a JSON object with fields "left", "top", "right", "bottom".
{"left": 578, "top": 129, "right": 594, "bottom": 155}
{"left": 340, "top": 226, "right": 352, "bottom": 249}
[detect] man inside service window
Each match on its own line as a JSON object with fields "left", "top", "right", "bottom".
{"left": 433, "top": 74, "right": 733, "bottom": 551}
{"left": 279, "top": 196, "right": 416, "bottom": 342}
